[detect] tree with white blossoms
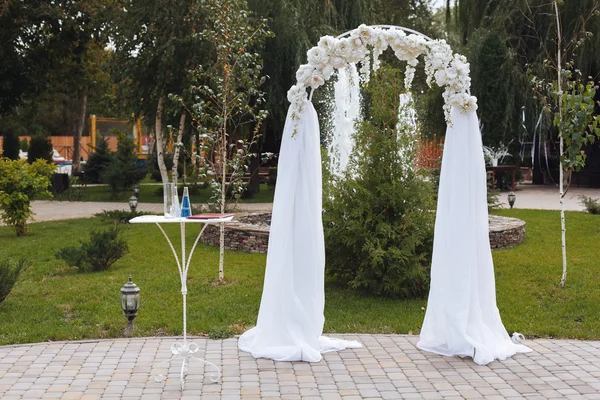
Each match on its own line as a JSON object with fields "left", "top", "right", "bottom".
{"left": 528, "top": 0, "right": 600, "bottom": 287}
{"left": 175, "top": 0, "right": 272, "bottom": 282}
{"left": 287, "top": 25, "right": 477, "bottom": 135}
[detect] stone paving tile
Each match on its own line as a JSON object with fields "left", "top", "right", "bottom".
{"left": 1, "top": 335, "right": 600, "bottom": 399}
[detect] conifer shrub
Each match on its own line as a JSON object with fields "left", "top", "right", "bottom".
{"left": 84, "top": 137, "right": 113, "bottom": 183}
{"left": 0, "top": 259, "right": 25, "bottom": 304}
{"left": 101, "top": 132, "right": 146, "bottom": 198}
{"left": 27, "top": 133, "right": 53, "bottom": 163}
{"left": 56, "top": 227, "right": 129, "bottom": 272}
{"left": 323, "top": 67, "right": 435, "bottom": 298}
{"left": 1, "top": 130, "right": 20, "bottom": 160}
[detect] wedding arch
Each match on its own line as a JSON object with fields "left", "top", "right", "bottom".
{"left": 238, "top": 25, "right": 531, "bottom": 365}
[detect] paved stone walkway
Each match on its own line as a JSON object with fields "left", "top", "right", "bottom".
{"left": 497, "top": 185, "right": 600, "bottom": 211}
{"left": 25, "top": 184, "right": 600, "bottom": 225}
{"left": 29, "top": 201, "right": 272, "bottom": 223}
{"left": 1, "top": 335, "right": 600, "bottom": 399}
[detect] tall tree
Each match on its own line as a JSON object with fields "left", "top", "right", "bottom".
{"left": 0, "top": 0, "right": 116, "bottom": 172}
{"left": 183, "top": 0, "right": 271, "bottom": 282}
{"left": 111, "top": 0, "right": 206, "bottom": 184}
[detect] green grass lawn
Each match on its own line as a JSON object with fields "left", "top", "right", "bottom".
{"left": 61, "top": 183, "right": 275, "bottom": 204}
{"left": 0, "top": 209, "right": 599, "bottom": 345}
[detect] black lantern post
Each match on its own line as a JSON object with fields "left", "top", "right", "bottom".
{"left": 133, "top": 183, "right": 140, "bottom": 198}
{"left": 507, "top": 191, "right": 516, "bottom": 209}
{"left": 129, "top": 195, "right": 138, "bottom": 212}
{"left": 120, "top": 276, "right": 140, "bottom": 335}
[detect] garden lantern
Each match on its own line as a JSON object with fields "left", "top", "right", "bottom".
{"left": 507, "top": 191, "right": 516, "bottom": 209}
{"left": 133, "top": 184, "right": 140, "bottom": 198}
{"left": 129, "top": 195, "right": 138, "bottom": 212}
{"left": 120, "top": 276, "right": 140, "bottom": 335}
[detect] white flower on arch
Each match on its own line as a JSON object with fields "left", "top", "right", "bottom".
{"left": 288, "top": 25, "right": 478, "bottom": 130}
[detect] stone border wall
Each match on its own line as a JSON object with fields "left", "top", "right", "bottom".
{"left": 201, "top": 212, "right": 270, "bottom": 253}
{"left": 202, "top": 212, "right": 525, "bottom": 253}
{"left": 489, "top": 215, "right": 526, "bottom": 249}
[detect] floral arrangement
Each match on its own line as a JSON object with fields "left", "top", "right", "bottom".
{"left": 482, "top": 143, "right": 511, "bottom": 166}
{"left": 287, "top": 24, "right": 477, "bottom": 133}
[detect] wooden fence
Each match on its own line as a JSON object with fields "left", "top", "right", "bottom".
{"left": 0, "top": 136, "right": 118, "bottom": 161}
{"left": 416, "top": 138, "right": 444, "bottom": 169}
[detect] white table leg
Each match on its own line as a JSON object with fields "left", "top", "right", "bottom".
{"left": 151, "top": 222, "right": 221, "bottom": 390}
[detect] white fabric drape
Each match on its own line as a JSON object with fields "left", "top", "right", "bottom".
{"left": 417, "top": 106, "right": 532, "bottom": 365}
{"left": 239, "top": 101, "right": 361, "bottom": 362}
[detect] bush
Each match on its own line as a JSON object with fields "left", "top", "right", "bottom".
{"left": 56, "top": 227, "right": 129, "bottom": 272}
{"left": 323, "top": 67, "right": 435, "bottom": 299}
{"left": 0, "top": 259, "right": 25, "bottom": 304}
{"left": 84, "top": 137, "right": 113, "bottom": 184}
{"left": 94, "top": 210, "right": 150, "bottom": 224}
{"left": 27, "top": 134, "right": 53, "bottom": 163}
{"left": 101, "top": 132, "right": 146, "bottom": 198}
{"left": 579, "top": 195, "right": 600, "bottom": 214}
{"left": 2, "top": 130, "right": 20, "bottom": 160}
{"left": 0, "top": 158, "right": 55, "bottom": 236}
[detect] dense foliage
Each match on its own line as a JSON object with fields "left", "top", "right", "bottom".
{"left": 323, "top": 68, "right": 435, "bottom": 298}
{"left": 101, "top": 133, "right": 147, "bottom": 198}
{"left": 27, "top": 134, "right": 53, "bottom": 163}
{"left": 55, "top": 227, "right": 129, "bottom": 272}
{"left": 0, "top": 259, "right": 25, "bottom": 305}
{"left": 0, "top": 158, "right": 55, "bottom": 236}
{"left": 1, "top": 131, "right": 20, "bottom": 160}
{"left": 445, "top": 0, "right": 600, "bottom": 172}
{"left": 83, "top": 137, "right": 113, "bottom": 183}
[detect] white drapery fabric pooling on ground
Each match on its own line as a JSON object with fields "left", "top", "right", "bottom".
{"left": 416, "top": 106, "right": 532, "bottom": 365}
{"left": 238, "top": 101, "right": 361, "bottom": 362}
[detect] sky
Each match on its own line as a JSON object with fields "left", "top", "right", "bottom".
{"left": 431, "top": 0, "right": 446, "bottom": 9}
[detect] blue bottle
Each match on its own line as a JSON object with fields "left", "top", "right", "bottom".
{"left": 180, "top": 187, "right": 192, "bottom": 217}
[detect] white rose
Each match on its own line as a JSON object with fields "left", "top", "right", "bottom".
{"left": 347, "top": 49, "right": 363, "bottom": 64}
{"left": 318, "top": 35, "right": 338, "bottom": 52}
{"left": 307, "top": 47, "right": 329, "bottom": 67}
{"left": 335, "top": 38, "right": 352, "bottom": 58}
{"left": 452, "top": 57, "right": 470, "bottom": 76}
{"left": 356, "top": 24, "right": 374, "bottom": 45}
{"left": 445, "top": 67, "right": 458, "bottom": 81}
{"left": 394, "top": 48, "right": 411, "bottom": 61}
{"left": 434, "top": 69, "right": 448, "bottom": 86}
{"left": 308, "top": 71, "right": 325, "bottom": 89}
{"left": 465, "top": 96, "right": 478, "bottom": 112}
{"left": 295, "top": 64, "right": 314, "bottom": 84}
{"left": 331, "top": 56, "right": 346, "bottom": 69}
{"left": 287, "top": 85, "right": 306, "bottom": 104}
{"left": 321, "top": 65, "right": 334, "bottom": 80}
{"left": 429, "top": 58, "right": 443, "bottom": 69}
{"left": 349, "top": 36, "right": 363, "bottom": 49}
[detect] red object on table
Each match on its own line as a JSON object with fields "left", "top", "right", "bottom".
{"left": 187, "top": 213, "right": 234, "bottom": 220}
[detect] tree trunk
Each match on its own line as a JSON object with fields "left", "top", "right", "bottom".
{"left": 172, "top": 111, "right": 187, "bottom": 186}
{"left": 72, "top": 93, "right": 87, "bottom": 174}
{"left": 248, "top": 147, "right": 261, "bottom": 196}
{"left": 555, "top": 0, "right": 568, "bottom": 288}
{"left": 219, "top": 112, "right": 227, "bottom": 283}
{"left": 155, "top": 97, "right": 169, "bottom": 184}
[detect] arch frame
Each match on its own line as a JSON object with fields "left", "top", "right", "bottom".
{"left": 287, "top": 24, "right": 477, "bottom": 133}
